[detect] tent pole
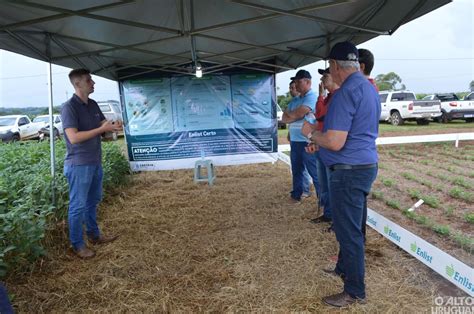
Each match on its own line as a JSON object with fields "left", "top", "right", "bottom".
{"left": 47, "top": 61, "right": 56, "bottom": 204}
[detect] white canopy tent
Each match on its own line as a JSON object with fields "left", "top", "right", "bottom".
{"left": 0, "top": 0, "right": 451, "bottom": 180}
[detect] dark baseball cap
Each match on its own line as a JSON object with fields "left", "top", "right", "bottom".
{"left": 318, "top": 68, "right": 330, "bottom": 75}
{"left": 328, "top": 41, "right": 359, "bottom": 61}
{"left": 290, "top": 69, "right": 312, "bottom": 80}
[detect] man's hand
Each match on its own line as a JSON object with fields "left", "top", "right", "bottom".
{"left": 319, "top": 82, "right": 324, "bottom": 95}
{"left": 305, "top": 143, "right": 319, "bottom": 154}
{"left": 101, "top": 120, "right": 123, "bottom": 133}
{"left": 301, "top": 120, "right": 317, "bottom": 139}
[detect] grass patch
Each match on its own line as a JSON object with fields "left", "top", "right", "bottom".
{"left": 380, "top": 177, "right": 395, "bottom": 187}
{"left": 401, "top": 172, "right": 417, "bottom": 181}
{"left": 386, "top": 199, "right": 402, "bottom": 210}
{"left": 449, "top": 187, "right": 473, "bottom": 203}
{"left": 432, "top": 225, "right": 450, "bottom": 237}
{"left": 371, "top": 190, "right": 384, "bottom": 200}
{"left": 464, "top": 212, "right": 474, "bottom": 224}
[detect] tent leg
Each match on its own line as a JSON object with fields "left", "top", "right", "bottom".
{"left": 47, "top": 61, "right": 56, "bottom": 205}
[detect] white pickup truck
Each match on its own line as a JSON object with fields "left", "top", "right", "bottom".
{"left": 422, "top": 93, "right": 474, "bottom": 123}
{"left": 33, "top": 114, "right": 64, "bottom": 134}
{"left": 0, "top": 115, "right": 44, "bottom": 142}
{"left": 379, "top": 91, "right": 441, "bottom": 126}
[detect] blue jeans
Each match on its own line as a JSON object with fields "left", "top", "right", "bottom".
{"left": 290, "top": 141, "right": 320, "bottom": 200}
{"left": 302, "top": 168, "right": 311, "bottom": 195}
{"left": 316, "top": 154, "right": 331, "bottom": 219}
{"left": 64, "top": 164, "right": 103, "bottom": 250}
{"left": 330, "top": 166, "right": 378, "bottom": 299}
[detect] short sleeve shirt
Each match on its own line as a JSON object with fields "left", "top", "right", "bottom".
{"left": 288, "top": 89, "right": 317, "bottom": 142}
{"left": 319, "top": 71, "right": 381, "bottom": 166}
{"left": 61, "top": 94, "right": 105, "bottom": 165}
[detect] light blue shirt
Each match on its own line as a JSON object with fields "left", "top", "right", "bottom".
{"left": 288, "top": 89, "right": 317, "bottom": 142}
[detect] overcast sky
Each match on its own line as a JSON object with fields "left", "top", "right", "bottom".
{"left": 0, "top": 0, "right": 472, "bottom": 108}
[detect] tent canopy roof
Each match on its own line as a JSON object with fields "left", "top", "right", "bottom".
{"left": 0, "top": 0, "right": 450, "bottom": 80}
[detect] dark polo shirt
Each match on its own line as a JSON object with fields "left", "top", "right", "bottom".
{"left": 61, "top": 94, "right": 105, "bottom": 165}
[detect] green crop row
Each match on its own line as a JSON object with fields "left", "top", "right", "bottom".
{"left": 0, "top": 141, "right": 130, "bottom": 277}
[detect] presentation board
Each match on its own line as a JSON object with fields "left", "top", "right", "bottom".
{"left": 120, "top": 73, "right": 278, "bottom": 171}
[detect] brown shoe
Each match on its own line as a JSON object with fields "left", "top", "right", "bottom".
{"left": 89, "top": 234, "right": 119, "bottom": 245}
{"left": 74, "top": 247, "right": 96, "bottom": 259}
{"left": 322, "top": 291, "right": 366, "bottom": 307}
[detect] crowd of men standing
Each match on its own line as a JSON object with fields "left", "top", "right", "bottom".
{"left": 283, "top": 41, "right": 381, "bottom": 307}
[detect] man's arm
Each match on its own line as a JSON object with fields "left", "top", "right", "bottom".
{"left": 65, "top": 120, "right": 121, "bottom": 144}
{"left": 281, "top": 105, "right": 311, "bottom": 123}
{"left": 310, "top": 129, "right": 347, "bottom": 151}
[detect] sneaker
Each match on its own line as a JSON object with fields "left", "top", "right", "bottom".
{"left": 310, "top": 215, "right": 332, "bottom": 224}
{"left": 322, "top": 291, "right": 366, "bottom": 307}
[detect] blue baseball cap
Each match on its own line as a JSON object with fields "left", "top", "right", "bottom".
{"left": 328, "top": 41, "right": 359, "bottom": 61}
{"left": 290, "top": 69, "right": 312, "bottom": 80}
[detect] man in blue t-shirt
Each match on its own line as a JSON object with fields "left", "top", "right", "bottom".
{"left": 282, "top": 70, "right": 320, "bottom": 203}
{"left": 61, "top": 68, "right": 123, "bottom": 259}
{"left": 307, "top": 42, "right": 380, "bottom": 307}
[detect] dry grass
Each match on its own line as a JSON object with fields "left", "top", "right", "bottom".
{"left": 7, "top": 162, "right": 447, "bottom": 312}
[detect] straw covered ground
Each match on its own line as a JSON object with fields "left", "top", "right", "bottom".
{"left": 8, "top": 162, "right": 456, "bottom": 312}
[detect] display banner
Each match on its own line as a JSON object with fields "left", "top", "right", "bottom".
{"left": 367, "top": 209, "right": 473, "bottom": 296}
{"left": 120, "top": 74, "right": 278, "bottom": 170}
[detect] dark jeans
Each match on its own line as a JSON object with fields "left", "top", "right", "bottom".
{"left": 316, "top": 153, "right": 331, "bottom": 219}
{"left": 290, "top": 141, "right": 320, "bottom": 200}
{"left": 330, "top": 166, "right": 378, "bottom": 299}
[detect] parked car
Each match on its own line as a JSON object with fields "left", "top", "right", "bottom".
{"left": 98, "top": 100, "right": 123, "bottom": 140}
{"left": 422, "top": 93, "right": 474, "bottom": 123}
{"left": 0, "top": 115, "right": 43, "bottom": 142}
{"left": 33, "top": 114, "right": 64, "bottom": 134}
{"left": 38, "top": 125, "right": 61, "bottom": 141}
{"left": 379, "top": 91, "right": 441, "bottom": 126}
{"left": 276, "top": 103, "right": 286, "bottom": 129}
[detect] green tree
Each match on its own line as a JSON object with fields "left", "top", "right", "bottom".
{"left": 277, "top": 92, "right": 292, "bottom": 110}
{"left": 375, "top": 72, "right": 406, "bottom": 91}
{"left": 469, "top": 80, "right": 474, "bottom": 92}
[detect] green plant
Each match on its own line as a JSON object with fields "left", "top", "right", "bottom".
{"left": 0, "top": 141, "right": 130, "bottom": 278}
{"left": 386, "top": 199, "right": 401, "bottom": 210}
{"left": 401, "top": 172, "right": 416, "bottom": 181}
{"left": 380, "top": 177, "right": 395, "bottom": 187}
{"left": 452, "top": 177, "right": 473, "bottom": 189}
{"left": 445, "top": 205, "right": 454, "bottom": 217}
{"left": 465, "top": 212, "right": 474, "bottom": 224}
{"left": 433, "top": 224, "right": 450, "bottom": 236}
{"left": 449, "top": 187, "right": 473, "bottom": 203}
{"left": 371, "top": 190, "right": 384, "bottom": 200}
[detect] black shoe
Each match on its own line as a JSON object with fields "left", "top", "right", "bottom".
{"left": 310, "top": 215, "right": 332, "bottom": 224}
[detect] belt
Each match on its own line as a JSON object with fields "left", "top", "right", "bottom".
{"left": 329, "top": 163, "right": 377, "bottom": 171}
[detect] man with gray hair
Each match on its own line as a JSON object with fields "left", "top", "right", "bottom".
{"left": 306, "top": 41, "right": 380, "bottom": 307}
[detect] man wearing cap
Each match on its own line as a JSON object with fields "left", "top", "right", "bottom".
{"left": 305, "top": 68, "right": 339, "bottom": 225}
{"left": 307, "top": 41, "right": 380, "bottom": 307}
{"left": 281, "top": 69, "right": 320, "bottom": 203}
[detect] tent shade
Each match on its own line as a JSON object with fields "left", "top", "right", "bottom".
{"left": 0, "top": 0, "right": 451, "bottom": 80}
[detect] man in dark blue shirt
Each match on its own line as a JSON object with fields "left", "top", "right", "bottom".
{"left": 307, "top": 42, "right": 380, "bottom": 307}
{"left": 61, "top": 68, "right": 122, "bottom": 259}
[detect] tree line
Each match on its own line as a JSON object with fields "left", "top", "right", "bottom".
{"left": 277, "top": 74, "right": 474, "bottom": 110}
